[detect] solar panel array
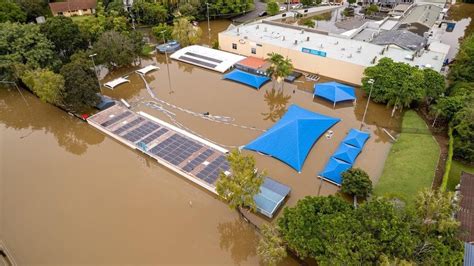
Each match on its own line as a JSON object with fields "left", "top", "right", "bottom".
{"left": 91, "top": 106, "right": 231, "bottom": 186}
{"left": 122, "top": 121, "right": 160, "bottom": 142}
{"left": 196, "top": 155, "right": 230, "bottom": 184}
{"left": 101, "top": 111, "right": 132, "bottom": 127}
{"left": 178, "top": 56, "right": 217, "bottom": 69}
{"left": 184, "top": 52, "right": 223, "bottom": 63}
{"left": 113, "top": 117, "right": 145, "bottom": 135}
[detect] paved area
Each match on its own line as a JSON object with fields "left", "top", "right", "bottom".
{"left": 234, "top": 0, "right": 266, "bottom": 23}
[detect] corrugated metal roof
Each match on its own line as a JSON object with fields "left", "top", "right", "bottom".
{"left": 372, "top": 30, "right": 426, "bottom": 51}
{"left": 460, "top": 172, "right": 474, "bottom": 242}
{"left": 49, "top": 0, "right": 97, "bottom": 13}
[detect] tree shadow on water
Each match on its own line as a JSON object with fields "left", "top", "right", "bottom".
{"left": 217, "top": 218, "right": 259, "bottom": 265}
{"left": 262, "top": 88, "right": 291, "bottom": 122}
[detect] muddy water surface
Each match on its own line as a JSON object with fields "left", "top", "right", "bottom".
{"left": 1, "top": 20, "right": 401, "bottom": 265}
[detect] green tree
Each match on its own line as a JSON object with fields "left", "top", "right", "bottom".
{"left": 175, "top": 3, "right": 199, "bottom": 19}
{"left": 152, "top": 23, "right": 173, "bottom": 43}
{"left": 257, "top": 224, "right": 287, "bottom": 266}
{"left": 300, "top": 0, "right": 314, "bottom": 7}
{"left": 0, "top": 0, "right": 26, "bottom": 23}
{"left": 448, "top": 34, "right": 474, "bottom": 82}
{"left": 41, "top": 16, "right": 87, "bottom": 61}
{"left": 266, "top": 53, "right": 293, "bottom": 91}
{"left": 302, "top": 18, "right": 315, "bottom": 28}
{"left": 215, "top": 149, "right": 264, "bottom": 214}
{"left": 0, "top": 22, "right": 58, "bottom": 81}
{"left": 132, "top": 0, "right": 168, "bottom": 25}
{"left": 93, "top": 30, "right": 136, "bottom": 68}
{"left": 267, "top": 1, "right": 279, "bottom": 16}
{"left": 452, "top": 104, "right": 474, "bottom": 162}
{"left": 341, "top": 168, "right": 373, "bottom": 207}
{"left": 60, "top": 55, "right": 100, "bottom": 112}
{"left": 21, "top": 69, "right": 64, "bottom": 105}
{"left": 14, "top": 0, "right": 49, "bottom": 21}
{"left": 365, "top": 4, "right": 379, "bottom": 15}
{"left": 348, "top": 0, "right": 356, "bottom": 4}
{"left": 422, "top": 68, "right": 445, "bottom": 104}
{"left": 171, "top": 17, "right": 202, "bottom": 47}
{"left": 362, "top": 58, "right": 425, "bottom": 117}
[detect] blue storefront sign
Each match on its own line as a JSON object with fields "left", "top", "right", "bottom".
{"left": 302, "top": 47, "right": 327, "bottom": 57}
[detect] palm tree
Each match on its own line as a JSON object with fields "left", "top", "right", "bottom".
{"left": 266, "top": 53, "right": 293, "bottom": 91}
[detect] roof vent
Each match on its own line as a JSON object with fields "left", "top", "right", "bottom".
{"left": 433, "top": 55, "right": 438, "bottom": 60}
{"left": 334, "top": 41, "right": 339, "bottom": 45}
{"left": 320, "top": 43, "right": 323, "bottom": 48}
{"left": 348, "top": 53, "right": 353, "bottom": 58}
{"left": 371, "top": 56, "right": 377, "bottom": 64}
{"left": 341, "top": 47, "right": 345, "bottom": 51}
{"left": 264, "top": 27, "right": 267, "bottom": 32}
{"left": 294, "top": 40, "right": 298, "bottom": 45}
{"left": 301, "top": 29, "right": 305, "bottom": 34}
{"left": 306, "top": 36, "right": 310, "bottom": 41}
{"left": 283, "top": 36, "right": 286, "bottom": 41}
{"left": 244, "top": 36, "right": 248, "bottom": 39}
{"left": 256, "top": 25, "right": 259, "bottom": 29}
{"left": 357, "top": 46, "right": 362, "bottom": 53}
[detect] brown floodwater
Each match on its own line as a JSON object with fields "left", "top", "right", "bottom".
{"left": 0, "top": 20, "right": 401, "bottom": 265}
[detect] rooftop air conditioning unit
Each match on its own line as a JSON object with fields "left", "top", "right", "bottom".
{"left": 433, "top": 55, "right": 439, "bottom": 60}
{"left": 341, "top": 47, "right": 345, "bottom": 51}
{"left": 244, "top": 36, "right": 248, "bottom": 39}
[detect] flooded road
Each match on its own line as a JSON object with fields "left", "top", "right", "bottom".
{"left": 1, "top": 20, "right": 400, "bottom": 265}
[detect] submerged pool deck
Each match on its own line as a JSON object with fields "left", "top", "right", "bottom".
{"left": 87, "top": 104, "right": 231, "bottom": 194}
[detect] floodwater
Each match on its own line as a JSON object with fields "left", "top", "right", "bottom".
{"left": 0, "top": 20, "right": 401, "bottom": 265}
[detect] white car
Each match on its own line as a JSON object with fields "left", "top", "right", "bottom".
{"left": 279, "top": 6, "right": 287, "bottom": 11}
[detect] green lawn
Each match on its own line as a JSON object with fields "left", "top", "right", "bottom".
{"left": 447, "top": 161, "right": 474, "bottom": 191}
{"left": 374, "top": 110, "right": 440, "bottom": 203}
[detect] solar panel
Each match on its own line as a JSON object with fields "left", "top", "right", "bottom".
{"left": 178, "top": 56, "right": 217, "bottom": 69}
{"left": 122, "top": 121, "right": 160, "bottom": 142}
{"left": 149, "top": 134, "right": 204, "bottom": 166}
{"left": 196, "top": 155, "right": 230, "bottom": 184}
{"left": 140, "top": 128, "right": 169, "bottom": 145}
{"left": 100, "top": 111, "right": 132, "bottom": 127}
{"left": 113, "top": 117, "right": 144, "bottom": 135}
{"left": 184, "top": 52, "right": 223, "bottom": 63}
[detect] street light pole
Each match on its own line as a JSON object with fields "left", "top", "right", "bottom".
{"left": 160, "top": 31, "right": 174, "bottom": 94}
{"left": 89, "top": 53, "right": 102, "bottom": 93}
{"left": 206, "top": 2, "right": 211, "bottom": 46}
{"left": 360, "top": 78, "right": 374, "bottom": 130}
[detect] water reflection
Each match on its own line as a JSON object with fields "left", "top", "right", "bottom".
{"left": 262, "top": 88, "right": 291, "bottom": 122}
{"left": 217, "top": 218, "right": 258, "bottom": 265}
{"left": 0, "top": 87, "right": 104, "bottom": 155}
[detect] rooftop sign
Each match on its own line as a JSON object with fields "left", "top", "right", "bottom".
{"left": 302, "top": 47, "right": 327, "bottom": 57}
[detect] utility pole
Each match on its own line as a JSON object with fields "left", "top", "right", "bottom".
{"left": 360, "top": 78, "right": 374, "bottom": 130}
{"left": 160, "top": 31, "right": 174, "bottom": 94}
{"left": 89, "top": 53, "right": 102, "bottom": 93}
{"left": 206, "top": 2, "right": 211, "bottom": 46}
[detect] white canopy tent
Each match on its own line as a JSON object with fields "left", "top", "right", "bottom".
{"left": 104, "top": 77, "right": 130, "bottom": 90}
{"left": 135, "top": 65, "right": 160, "bottom": 75}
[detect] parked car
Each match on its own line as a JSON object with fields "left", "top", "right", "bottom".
{"left": 258, "top": 11, "right": 267, "bottom": 17}
{"left": 279, "top": 6, "right": 287, "bottom": 11}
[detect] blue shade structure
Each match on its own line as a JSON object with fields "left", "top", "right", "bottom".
{"left": 342, "top": 128, "right": 370, "bottom": 149}
{"left": 319, "top": 157, "right": 352, "bottom": 186}
{"left": 223, "top": 69, "right": 270, "bottom": 89}
{"left": 254, "top": 177, "right": 291, "bottom": 218}
{"left": 332, "top": 142, "right": 362, "bottom": 164}
{"left": 244, "top": 104, "right": 340, "bottom": 172}
{"left": 313, "top": 81, "right": 356, "bottom": 108}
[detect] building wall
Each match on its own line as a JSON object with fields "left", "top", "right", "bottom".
{"left": 219, "top": 33, "right": 366, "bottom": 86}
{"left": 52, "top": 8, "right": 95, "bottom": 17}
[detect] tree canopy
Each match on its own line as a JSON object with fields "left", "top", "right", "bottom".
{"left": 60, "top": 55, "right": 100, "bottom": 112}
{"left": 93, "top": 31, "right": 137, "bottom": 69}
{"left": 14, "top": 0, "right": 49, "bottom": 22}
{"left": 41, "top": 16, "right": 88, "bottom": 62}
{"left": 341, "top": 168, "right": 373, "bottom": 206}
{"left": 216, "top": 149, "right": 264, "bottom": 212}
{"left": 0, "top": 0, "right": 26, "bottom": 23}
{"left": 0, "top": 22, "right": 58, "bottom": 81}
{"left": 172, "top": 17, "right": 202, "bottom": 47}
{"left": 131, "top": 0, "right": 168, "bottom": 25}
{"left": 21, "top": 69, "right": 64, "bottom": 105}
{"left": 267, "top": 1, "right": 280, "bottom": 16}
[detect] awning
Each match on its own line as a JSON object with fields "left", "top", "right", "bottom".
{"left": 104, "top": 77, "right": 130, "bottom": 90}
{"left": 244, "top": 104, "right": 340, "bottom": 172}
{"left": 223, "top": 69, "right": 270, "bottom": 89}
{"left": 313, "top": 81, "right": 356, "bottom": 107}
{"left": 136, "top": 65, "right": 159, "bottom": 75}
{"left": 332, "top": 142, "right": 361, "bottom": 164}
{"left": 319, "top": 157, "right": 352, "bottom": 186}
{"left": 255, "top": 177, "right": 291, "bottom": 218}
{"left": 342, "top": 128, "right": 370, "bottom": 149}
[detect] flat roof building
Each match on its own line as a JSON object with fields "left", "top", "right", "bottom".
{"left": 218, "top": 20, "right": 448, "bottom": 85}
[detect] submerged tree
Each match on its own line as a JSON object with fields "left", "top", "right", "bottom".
{"left": 216, "top": 149, "right": 264, "bottom": 215}
{"left": 21, "top": 69, "right": 64, "bottom": 105}
{"left": 266, "top": 52, "right": 293, "bottom": 91}
{"left": 93, "top": 30, "right": 136, "bottom": 68}
{"left": 341, "top": 168, "right": 373, "bottom": 207}
{"left": 257, "top": 224, "right": 287, "bottom": 266}
{"left": 171, "top": 17, "right": 202, "bottom": 47}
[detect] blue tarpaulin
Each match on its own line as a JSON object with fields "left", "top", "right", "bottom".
{"left": 313, "top": 81, "right": 356, "bottom": 107}
{"left": 319, "top": 157, "right": 352, "bottom": 186}
{"left": 245, "top": 104, "right": 340, "bottom": 172}
{"left": 343, "top": 128, "right": 370, "bottom": 149}
{"left": 223, "top": 69, "right": 270, "bottom": 89}
{"left": 255, "top": 177, "right": 291, "bottom": 218}
{"left": 332, "top": 142, "right": 361, "bottom": 164}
